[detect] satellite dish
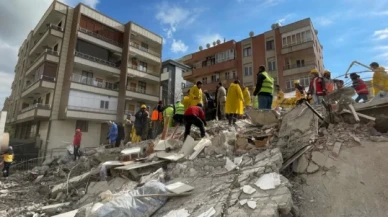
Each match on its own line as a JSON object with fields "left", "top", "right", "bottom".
{"left": 206, "top": 43, "right": 210, "bottom": 48}
{"left": 216, "top": 40, "right": 221, "bottom": 45}
{"left": 249, "top": 31, "right": 254, "bottom": 37}
{"left": 199, "top": 46, "right": 203, "bottom": 51}
{"left": 213, "top": 41, "right": 216, "bottom": 46}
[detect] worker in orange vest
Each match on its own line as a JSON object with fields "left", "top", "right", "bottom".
{"left": 150, "top": 101, "right": 164, "bottom": 139}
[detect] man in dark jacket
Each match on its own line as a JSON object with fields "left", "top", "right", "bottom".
{"left": 253, "top": 65, "right": 274, "bottom": 109}
{"left": 183, "top": 103, "right": 207, "bottom": 141}
{"left": 115, "top": 122, "right": 125, "bottom": 147}
{"left": 134, "top": 105, "right": 149, "bottom": 141}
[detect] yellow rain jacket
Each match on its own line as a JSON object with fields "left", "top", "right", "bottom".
{"left": 295, "top": 88, "right": 305, "bottom": 101}
{"left": 183, "top": 96, "right": 190, "bottom": 111}
{"left": 273, "top": 90, "right": 285, "bottom": 107}
{"left": 3, "top": 154, "right": 13, "bottom": 163}
{"left": 242, "top": 87, "right": 251, "bottom": 107}
{"left": 189, "top": 85, "right": 203, "bottom": 106}
{"left": 225, "top": 83, "right": 244, "bottom": 115}
{"left": 372, "top": 67, "right": 388, "bottom": 96}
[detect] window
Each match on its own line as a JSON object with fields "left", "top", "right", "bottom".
{"left": 140, "top": 42, "right": 148, "bottom": 51}
{"left": 127, "top": 104, "right": 135, "bottom": 114}
{"left": 81, "top": 71, "right": 93, "bottom": 85}
{"left": 232, "top": 71, "right": 237, "bottom": 79}
{"left": 267, "top": 58, "right": 276, "bottom": 71}
{"left": 53, "top": 44, "right": 58, "bottom": 52}
{"left": 225, "top": 72, "right": 230, "bottom": 80}
{"left": 95, "top": 78, "right": 103, "bottom": 87}
{"left": 211, "top": 75, "right": 217, "bottom": 82}
{"left": 138, "top": 81, "right": 146, "bottom": 93}
{"left": 139, "top": 61, "right": 147, "bottom": 72}
{"left": 202, "top": 60, "right": 207, "bottom": 67}
{"left": 202, "top": 77, "right": 208, "bottom": 84}
{"left": 296, "top": 60, "right": 305, "bottom": 67}
{"left": 266, "top": 40, "right": 274, "bottom": 50}
{"left": 210, "top": 57, "right": 216, "bottom": 65}
{"left": 45, "top": 93, "right": 50, "bottom": 104}
{"left": 100, "top": 100, "right": 109, "bottom": 109}
{"left": 58, "top": 21, "right": 62, "bottom": 27}
{"left": 282, "top": 30, "right": 313, "bottom": 47}
{"left": 243, "top": 47, "right": 252, "bottom": 57}
{"left": 244, "top": 66, "right": 253, "bottom": 76}
{"left": 75, "top": 120, "right": 88, "bottom": 132}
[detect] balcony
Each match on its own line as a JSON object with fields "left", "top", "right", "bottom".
{"left": 29, "top": 24, "right": 64, "bottom": 56}
{"left": 281, "top": 40, "right": 314, "bottom": 55}
{"left": 78, "top": 27, "right": 123, "bottom": 53}
{"left": 182, "top": 69, "right": 193, "bottom": 77}
{"left": 126, "top": 87, "right": 159, "bottom": 102}
{"left": 129, "top": 42, "right": 161, "bottom": 64}
{"left": 184, "top": 59, "right": 237, "bottom": 80}
{"left": 74, "top": 51, "right": 121, "bottom": 75}
{"left": 22, "top": 75, "right": 56, "bottom": 98}
{"left": 127, "top": 65, "right": 159, "bottom": 83}
{"left": 66, "top": 105, "right": 117, "bottom": 121}
{"left": 70, "top": 74, "right": 119, "bottom": 97}
{"left": 25, "top": 49, "right": 59, "bottom": 76}
{"left": 131, "top": 23, "right": 163, "bottom": 45}
{"left": 33, "top": 1, "right": 66, "bottom": 37}
{"left": 283, "top": 61, "right": 316, "bottom": 76}
{"left": 17, "top": 104, "right": 51, "bottom": 122}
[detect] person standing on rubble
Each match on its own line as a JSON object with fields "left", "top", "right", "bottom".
{"left": 73, "top": 129, "right": 82, "bottom": 160}
{"left": 173, "top": 101, "right": 185, "bottom": 125}
{"left": 253, "top": 65, "right": 274, "bottom": 110}
{"left": 163, "top": 104, "right": 175, "bottom": 128}
{"left": 115, "top": 122, "right": 124, "bottom": 147}
{"left": 225, "top": 80, "right": 245, "bottom": 125}
{"left": 273, "top": 85, "right": 284, "bottom": 108}
{"left": 189, "top": 81, "right": 203, "bottom": 106}
{"left": 183, "top": 90, "right": 191, "bottom": 112}
{"left": 151, "top": 101, "right": 164, "bottom": 139}
{"left": 350, "top": 72, "right": 369, "bottom": 103}
{"left": 107, "top": 121, "right": 118, "bottom": 148}
{"left": 294, "top": 80, "right": 306, "bottom": 103}
{"left": 242, "top": 85, "right": 251, "bottom": 109}
{"left": 216, "top": 82, "right": 227, "bottom": 120}
{"left": 183, "top": 103, "right": 207, "bottom": 141}
{"left": 323, "top": 70, "right": 335, "bottom": 94}
{"left": 135, "top": 105, "right": 149, "bottom": 141}
{"left": 307, "top": 69, "right": 326, "bottom": 105}
{"left": 124, "top": 114, "right": 133, "bottom": 145}
{"left": 370, "top": 62, "right": 388, "bottom": 96}
{"left": 1, "top": 146, "right": 13, "bottom": 178}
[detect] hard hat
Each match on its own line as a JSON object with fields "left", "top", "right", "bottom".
{"left": 141, "top": 104, "right": 146, "bottom": 109}
{"left": 310, "top": 68, "right": 319, "bottom": 75}
{"left": 294, "top": 80, "right": 300, "bottom": 84}
{"left": 323, "top": 70, "right": 331, "bottom": 76}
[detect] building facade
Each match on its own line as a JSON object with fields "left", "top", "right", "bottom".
{"left": 160, "top": 60, "right": 192, "bottom": 105}
{"left": 181, "top": 18, "right": 324, "bottom": 95}
{"left": 4, "top": 1, "right": 162, "bottom": 155}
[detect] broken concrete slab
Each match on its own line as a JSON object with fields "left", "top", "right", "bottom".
{"left": 255, "top": 173, "right": 281, "bottom": 190}
{"left": 189, "top": 139, "right": 211, "bottom": 160}
{"left": 292, "top": 155, "right": 309, "bottom": 173}
{"left": 41, "top": 202, "right": 70, "bottom": 216}
{"left": 307, "top": 162, "right": 319, "bottom": 173}
{"left": 332, "top": 142, "right": 342, "bottom": 157}
{"left": 246, "top": 109, "right": 278, "bottom": 126}
{"left": 156, "top": 152, "right": 185, "bottom": 162}
{"left": 242, "top": 185, "right": 256, "bottom": 195}
{"left": 52, "top": 209, "right": 78, "bottom": 217}
{"left": 51, "top": 172, "right": 91, "bottom": 197}
{"left": 225, "top": 157, "right": 237, "bottom": 171}
{"left": 311, "top": 151, "right": 327, "bottom": 167}
{"left": 166, "top": 182, "right": 194, "bottom": 194}
{"left": 162, "top": 209, "right": 190, "bottom": 217}
{"left": 114, "top": 160, "right": 166, "bottom": 171}
{"left": 197, "top": 207, "right": 216, "bottom": 217}
{"left": 179, "top": 136, "right": 198, "bottom": 157}
{"left": 370, "top": 136, "right": 388, "bottom": 142}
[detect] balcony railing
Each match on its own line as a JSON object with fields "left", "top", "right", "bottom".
{"left": 126, "top": 86, "right": 158, "bottom": 96}
{"left": 24, "top": 75, "right": 56, "bottom": 90}
{"left": 28, "top": 49, "right": 59, "bottom": 69}
{"left": 21, "top": 103, "right": 51, "bottom": 113}
{"left": 67, "top": 105, "right": 116, "bottom": 114}
{"left": 283, "top": 61, "right": 316, "bottom": 70}
{"left": 129, "top": 42, "right": 161, "bottom": 58}
{"left": 75, "top": 51, "right": 120, "bottom": 68}
{"left": 127, "top": 65, "right": 159, "bottom": 76}
{"left": 78, "top": 27, "right": 123, "bottom": 47}
{"left": 31, "top": 24, "right": 63, "bottom": 50}
{"left": 70, "top": 74, "right": 118, "bottom": 91}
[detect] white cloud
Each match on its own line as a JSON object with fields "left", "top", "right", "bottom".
{"left": 315, "top": 17, "right": 334, "bottom": 27}
{"left": 0, "top": 72, "right": 15, "bottom": 110}
{"left": 171, "top": 39, "right": 188, "bottom": 53}
{"left": 196, "top": 33, "right": 223, "bottom": 47}
{"left": 277, "top": 14, "right": 295, "bottom": 25}
{"left": 373, "top": 28, "right": 388, "bottom": 40}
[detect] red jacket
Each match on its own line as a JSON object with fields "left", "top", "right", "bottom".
{"left": 353, "top": 78, "right": 369, "bottom": 94}
{"left": 308, "top": 77, "right": 326, "bottom": 96}
{"left": 73, "top": 132, "right": 82, "bottom": 146}
{"left": 184, "top": 106, "right": 205, "bottom": 121}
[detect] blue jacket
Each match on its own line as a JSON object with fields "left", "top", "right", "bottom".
{"left": 108, "top": 122, "right": 118, "bottom": 142}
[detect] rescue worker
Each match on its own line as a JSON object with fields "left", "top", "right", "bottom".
{"left": 183, "top": 104, "right": 207, "bottom": 141}
{"left": 274, "top": 85, "right": 285, "bottom": 108}
{"left": 189, "top": 81, "right": 203, "bottom": 106}
{"left": 370, "top": 62, "right": 388, "bottom": 96}
{"left": 116, "top": 122, "right": 124, "bottom": 147}
{"left": 173, "top": 101, "right": 185, "bottom": 125}
{"left": 225, "top": 80, "right": 245, "bottom": 125}
{"left": 106, "top": 121, "right": 118, "bottom": 148}
{"left": 183, "top": 90, "right": 191, "bottom": 111}
{"left": 294, "top": 80, "right": 306, "bottom": 103}
{"left": 1, "top": 146, "right": 13, "bottom": 178}
{"left": 73, "top": 129, "right": 82, "bottom": 161}
{"left": 163, "top": 104, "right": 174, "bottom": 128}
{"left": 323, "top": 70, "right": 335, "bottom": 94}
{"left": 216, "top": 82, "right": 227, "bottom": 120}
{"left": 307, "top": 69, "right": 326, "bottom": 105}
{"left": 134, "top": 105, "right": 148, "bottom": 141}
{"left": 350, "top": 72, "right": 369, "bottom": 103}
{"left": 242, "top": 85, "right": 251, "bottom": 109}
{"left": 124, "top": 114, "right": 133, "bottom": 145}
{"left": 253, "top": 65, "right": 274, "bottom": 109}
{"left": 151, "top": 101, "right": 164, "bottom": 139}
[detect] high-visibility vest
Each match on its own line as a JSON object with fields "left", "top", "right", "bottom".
{"left": 259, "top": 71, "right": 274, "bottom": 94}
{"left": 151, "top": 109, "right": 162, "bottom": 121}
{"left": 174, "top": 102, "right": 185, "bottom": 115}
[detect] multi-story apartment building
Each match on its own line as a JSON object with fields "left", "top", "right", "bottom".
{"left": 4, "top": 1, "right": 162, "bottom": 155}
{"left": 181, "top": 18, "right": 324, "bottom": 95}
{"left": 160, "top": 59, "right": 192, "bottom": 105}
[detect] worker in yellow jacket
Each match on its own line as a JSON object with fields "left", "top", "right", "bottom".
{"left": 183, "top": 90, "right": 191, "bottom": 111}
{"left": 225, "top": 80, "right": 244, "bottom": 125}
{"left": 189, "top": 81, "right": 203, "bottom": 106}
{"left": 273, "top": 85, "right": 285, "bottom": 108}
{"left": 370, "top": 62, "right": 388, "bottom": 96}
{"left": 294, "top": 80, "right": 306, "bottom": 102}
{"left": 1, "top": 146, "right": 14, "bottom": 178}
{"left": 242, "top": 86, "right": 251, "bottom": 108}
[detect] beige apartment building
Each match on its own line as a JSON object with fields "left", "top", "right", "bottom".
{"left": 4, "top": 1, "right": 162, "bottom": 155}
{"left": 180, "top": 18, "right": 324, "bottom": 94}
